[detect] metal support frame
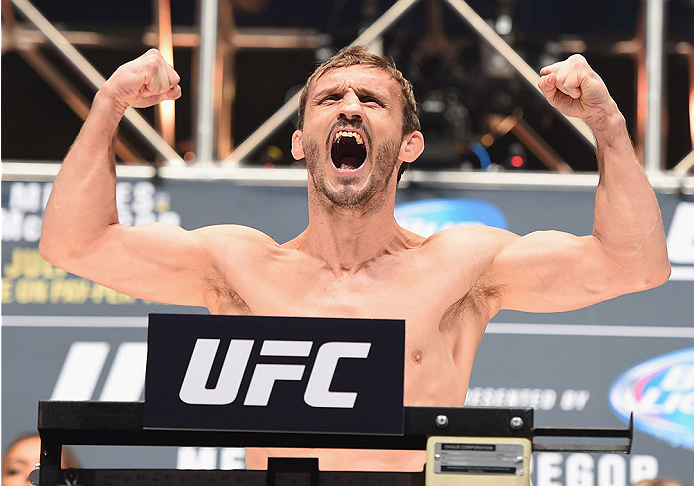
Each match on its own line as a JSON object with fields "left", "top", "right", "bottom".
{"left": 153, "top": 0, "right": 176, "bottom": 151}
{"left": 216, "top": 0, "right": 236, "bottom": 159}
{"left": 688, "top": 44, "right": 694, "bottom": 152}
{"left": 8, "top": 0, "right": 185, "bottom": 165}
{"left": 3, "top": 24, "right": 323, "bottom": 51}
{"left": 2, "top": 0, "right": 685, "bottom": 180}
{"left": 3, "top": 24, "right": 324, "bottom": 50}
{"left": 633, "top": 5, "right": 648, "bottom": 165}
{"left": 33, "top": 401, "right": 632, "bottom": 486}
{"left": 195, "top": 0, "right": 220, "bottom": 164}
{"left": 223, "top": 0, "right": 599, "bottom": 167}
{"left": 644, "top": 0, "right": 666, "bottom": 173}
{"left": 223, "top": 0, "right": 421, "bottom": 165}
{"left": 3, "top": 0, "right": 324, "bottom": 168}
{"left": 20, "top": 48, "right": 142, "bottom": 162}
{"left": 675, "top": 151, "right": 694, "bottom": 175}
{"left": 3, "top": 161, "right": 692, "bottom": 195}
{"left": 485, "top": 113, "right": 573, "bottom": 173}
{"left": 442, "top": 0, "right": 595, "bottom": 148}
{"left": 2, "top": 1, "right": 143, "bottom": 162}
{"left": 672, "top": 42, "right": 694, "bottom": 175}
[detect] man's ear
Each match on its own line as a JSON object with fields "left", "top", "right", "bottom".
{"left": 398, "top": 131, "right": 424, "bottom": 163}
{"left": 291, "top": 130, "right": 304, "bottom": 160}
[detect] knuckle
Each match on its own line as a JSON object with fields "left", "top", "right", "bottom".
{"left": 145, "top": 59, "right": 159, "bottom": 71}
{"left": 112, "top": 64, "right": 126, "bottom": 76}
{"left": 570, "top": 56, "right": 589, "bottom": 70}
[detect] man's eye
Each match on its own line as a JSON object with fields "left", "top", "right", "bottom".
{"left": 362, "top": 97, "right": 382, "bottom": 106}
{"left": 322, "top": 95, "right": 340, "bottom": 102}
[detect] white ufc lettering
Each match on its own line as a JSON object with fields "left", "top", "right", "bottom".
{"left": 178, "top": 339, "right": 371, "bottom": 408}
{"left": 304, "top": 342, "right": 371, "bottom": 408}
{"left": 244, "top": 340, "right": 312, "bottom": 406}
{"left": 179, "top": 339, "right": 253, "bottom": 405}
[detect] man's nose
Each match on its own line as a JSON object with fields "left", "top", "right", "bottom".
{"left": 338, "top": 92, "right": 363, "bottom": 120}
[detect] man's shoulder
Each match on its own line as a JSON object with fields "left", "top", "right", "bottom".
{"left": 396, "top": 226, "right": 518, "bottom": 277}
{"left": 412, "top": 225, "right": 520, "bottom": 275}
{"left": 424, "top": 224, "right": 518, "bottom": 249}
{"left": 192, "top": 224, "right": 280, "bottom": 251}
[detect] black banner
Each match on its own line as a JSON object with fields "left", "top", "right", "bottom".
{"left": 144, "top": 314, "right": 405, "bottom": 435}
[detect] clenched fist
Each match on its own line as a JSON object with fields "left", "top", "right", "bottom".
{"left": 100, "top": 49, "right": 181, "bottom": 112}
{"left": 538, "top": 54, "right": 620, "bottom": 130}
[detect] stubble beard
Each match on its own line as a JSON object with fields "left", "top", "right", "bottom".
{"left": 304, "top": 136, "right": 400, "bottom": 210}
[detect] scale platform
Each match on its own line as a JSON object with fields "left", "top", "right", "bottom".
{"left": 33, "top": 400, "right": 633, "bottom": 486}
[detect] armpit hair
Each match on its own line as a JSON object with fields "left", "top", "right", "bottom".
{"left": 202, "top": 269, "right": 251, "bottom": 313}
{"left": 439, "top": 281, "right": 503, "bottom": 332}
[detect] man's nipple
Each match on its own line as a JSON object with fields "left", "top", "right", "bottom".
{"left": 411, "top": 349, "right": 423, "bottom": 364}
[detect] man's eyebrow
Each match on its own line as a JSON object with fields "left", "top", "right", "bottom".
{"left": 313, "top": 85, "right": 345, "bottom": 98}
{"left": 313, "top": 85, "right": 389, "bottom": 101}
{"left": 354, "top": 87, "right": 388, "bottom": 100}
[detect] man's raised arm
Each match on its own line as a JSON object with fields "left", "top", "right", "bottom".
{"left": 484, "top": 55, "right": 670, "bottom": 313}
{"left": 40, "top": 50, "right": 217, "bottom": 306}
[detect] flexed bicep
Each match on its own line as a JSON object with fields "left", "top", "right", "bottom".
{"left": 41, "top": 222, "right": 270, "bottom": 308}
{"left": 484, "top": 230, "right": 637, "bottom": 313}
{"left": 42, "top": 222, "right": 217, "bottom": 306}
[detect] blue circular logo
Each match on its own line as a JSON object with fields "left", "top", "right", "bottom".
{"left": 394, "top": 198, "right": 508, "bottom": 237}
{"left": 609, "top": 348, "right": 694, "bottom": 451}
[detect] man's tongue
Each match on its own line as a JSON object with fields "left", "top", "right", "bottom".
{"left": 339, "top": 157, "right": 361, "bottom": 171}
{"left": 331, "top": 133, "right": 366, "bottom": 171}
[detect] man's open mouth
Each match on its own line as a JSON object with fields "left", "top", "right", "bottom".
{"left": 330, "top": 130, "right": 367, "bottom": 171}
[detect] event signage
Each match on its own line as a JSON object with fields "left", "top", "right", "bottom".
{"left": 394, "top": 198, "right": 508, "bottom": 237}
{"left": 609, "top": 348, "right": 694, "bottom": 451}
{"left": 144, "top": 314, "right": 405, "bottom": 435}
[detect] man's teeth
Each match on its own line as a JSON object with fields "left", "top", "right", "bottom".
{"left": 334, "top": 131, "right": 364, "bottom": 145}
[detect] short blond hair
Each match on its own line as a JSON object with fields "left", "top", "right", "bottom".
{"left": 297, "top": 45, "right": 420, "bottom": 136}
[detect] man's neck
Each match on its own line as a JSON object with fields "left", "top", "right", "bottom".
{"left": 299, "top": 197, "right": 411, "bottom": 276}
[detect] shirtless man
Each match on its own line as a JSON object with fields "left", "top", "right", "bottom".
{"left": 39, "top": 46, "right": 671, "bottom": 472}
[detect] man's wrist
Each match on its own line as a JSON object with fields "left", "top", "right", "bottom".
{"left": 92, "top": 86, "right": 129, "bottom": 119}
{"left": 588, "top": 108, "right": 627, "bottom": 142}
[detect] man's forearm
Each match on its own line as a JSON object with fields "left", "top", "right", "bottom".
{"left": 40, "top": 91, "right": 125, "bottom": 261}
{"left": 591, "top": 110, "right": 670, "bottom": 286}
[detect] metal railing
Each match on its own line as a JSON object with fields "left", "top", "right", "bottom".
{"left": 222, "top": 0, "right": 598, "bottom": 167}
{"left": 3, "top": 0, "right": 692, "bottom": 183}
{"left": 3, "top": 161, "right": 692, "bottom": 195}
{"left": 8, "top": 0, "right": 186, "bottom": 165}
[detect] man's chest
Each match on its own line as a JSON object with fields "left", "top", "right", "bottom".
{"left": 232, "top": 258, "right": 454, "bottom": 319}
{"left": 204, "top": 253, "right": 492, "bottom": 403}
{"left": 207, "top": 254, "right": 491, "bottom": 349}
{"left": 237, "top": 275, "right": 430, "bottom": 324}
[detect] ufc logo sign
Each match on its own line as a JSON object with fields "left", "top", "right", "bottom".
{"left": 179, "top": 339, "right": 371, "bottom": 408}
{"left": 144, "top": 314, "right": 404, "bottom": 434}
